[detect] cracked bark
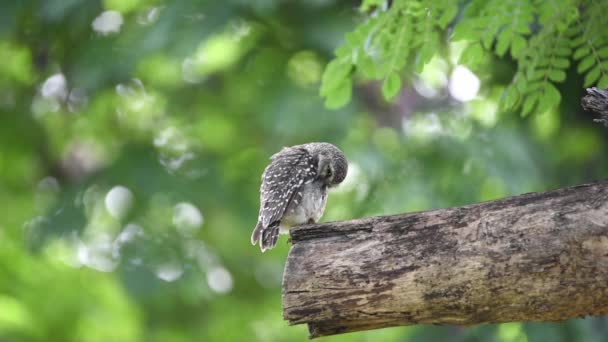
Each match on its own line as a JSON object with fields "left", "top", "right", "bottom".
{"left": 582, "top": 87, "right": 608, "bottom": 125}
{"left": 282, "top": 181, "right": 608, "bottom": 338}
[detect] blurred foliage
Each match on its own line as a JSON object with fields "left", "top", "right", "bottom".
{"left": 321, "top": 0, "right": 608, "bottom": 115}
{"left": 1, "top": 0, "right": 608, "bottom": 341}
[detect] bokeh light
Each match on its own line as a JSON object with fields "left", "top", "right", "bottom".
{"left": 449, "top": 66, "right": 481, "bottom": 102}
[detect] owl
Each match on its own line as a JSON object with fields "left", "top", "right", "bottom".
{"left": 251, "top": 142, "right": 348, "bottom": 252}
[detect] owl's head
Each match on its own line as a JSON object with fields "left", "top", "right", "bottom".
{"left": 307, "top": 142, "right": 348, "bottom": 187}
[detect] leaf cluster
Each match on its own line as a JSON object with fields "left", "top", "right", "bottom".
{"left": 321, "top": 0, "right": 608, "bottom": 116}
{"left": 320, "top": 0, "right": 457, "bottom": 107}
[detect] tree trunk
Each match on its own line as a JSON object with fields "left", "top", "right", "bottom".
{"left": 282, "top": 181, "right": 608, "bottom": 338}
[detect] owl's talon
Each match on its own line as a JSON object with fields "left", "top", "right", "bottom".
{"left": 307, "top": 218, "right": 316, "bottom": 224}
{"left": 287, "top": 236, "right": 292, "bottom": 244}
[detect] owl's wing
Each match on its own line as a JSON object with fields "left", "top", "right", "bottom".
{"left": 260, "top": 147, "right": 318, "bottom": 228}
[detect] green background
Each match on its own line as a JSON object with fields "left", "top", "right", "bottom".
{"left": 1, "top": 1, "right": 607, "bottom": 341}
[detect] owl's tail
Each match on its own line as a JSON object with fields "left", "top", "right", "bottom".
{"left": 250, "top": 222, "right": 263, "bottom": 245}
{"left": 251, "top": 221, "right": 280, "bottom": 252}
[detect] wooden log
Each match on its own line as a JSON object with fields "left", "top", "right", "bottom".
{"left": 282, "top": 181, "right": 608, "bottom": 338}
{"left": 582, "top": 87, "right": 608, "bottom": 126}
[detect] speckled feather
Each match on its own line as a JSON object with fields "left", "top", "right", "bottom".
{"left": 261, "top": 147, "right": 317, "bottom": 227}
{"left": 251, "top": 147, "right": 316, "bottom": 251}
{"left": 251, "top": 143, "right": 347, "bottom": 252}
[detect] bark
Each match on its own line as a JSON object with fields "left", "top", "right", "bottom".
{"left": 582, "top": 87, "right": 608, "bottom": 126}
{"left": 282, "top": 181, "right": 608, "bottom": 338}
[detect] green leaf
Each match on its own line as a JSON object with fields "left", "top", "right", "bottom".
{"left": 382, "top": 73, "right": 401, "bottom": 100}
{"left": 511, "top": 35, "right": 526, "bottom": 58}
{"left": 570, "top": 34, "right": 585, "bottom": 47}
{"left": 577, "top": 55, "right": 595, "bottom": 74}
{"left": 358, "top": 54, "right": 379, "bottom": 78}
{"left": 415, "top": 44, "right": 434, "bottom": 73}
{"left": 584, "top": 66, "right": 602, "bottom": 87}
{"left": 554, "top": 46, "right": 571, "bottom": 56}
{"left": 514, "top": 22, "right": 531, "bottom": 35}
{"left": 481, "top": 30, "right": 495, "bottom": 50}
{"left": 527, "top": 82, "right": 542, "bottom": 92}
{"left": 459, "top": 43, "right": 484, "bottom": 66}
{"left": 528, "top": 68, "right": 547, "bottom": 81}
{"left": 515, "top": 75, "right": 528, "bottom": 92}
{"left": 597, "top": 46, "right": 608, "bottom": 58}
{"left": 438, "top": 5, "right": 458, "bottom": 29}
{"left": 495, "top": 29, "right": 512, "bottom": 57}
{"left": 537, "top": 83, "right": 561, "bottom": 113}
{"left": 548, "top": 70, "right": 566, "bottom": 82}
{"left": 553, "top": 58, "right": 570, "bottom": 69}
{"left": 598, "top": 74, "right": 608, "bottom": 88}
{"left": 522, "top": 93, "right": 538, "bottom": 117}
{"left": 324, "top": 78, "right": 352, "bottom": 109}
{"left": 320, "top": 59, "right": 353, "bottom": 96}
{"left": 500, "top": 85, "right": 519, "bottom": 111}
{"left": 344, "top": 25, "right": 366, "bottom": 47}
{"left": 573, "top": 46, "right": 590, "bottom": 60}
{"left": 451, "top": 21, "right": 478, "bottom": 42}
{"left": 335, "top": 42, "right": 352, "bottom": 57}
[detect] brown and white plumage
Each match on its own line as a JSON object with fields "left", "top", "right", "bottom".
{"left": 251, "top": 142, "right": 348, "bottom": 252}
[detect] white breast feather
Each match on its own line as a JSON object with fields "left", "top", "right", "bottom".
{"left": 279, "top": 182, "right": 327, "bottom": 234}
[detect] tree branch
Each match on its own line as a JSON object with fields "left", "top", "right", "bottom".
{"left": 582, "top": 87, "right": 608, "bottom": 126}
{"left": 282, "top": 181, "right": 608, "bottom": 338}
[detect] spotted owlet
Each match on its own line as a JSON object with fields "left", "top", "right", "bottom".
{"left": 251, "top": 142, "right": 348, "bottom": 252}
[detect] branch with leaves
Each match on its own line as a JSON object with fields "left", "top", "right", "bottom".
{"left": 320, "top": 0, "right": 608, "bottom": 116}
